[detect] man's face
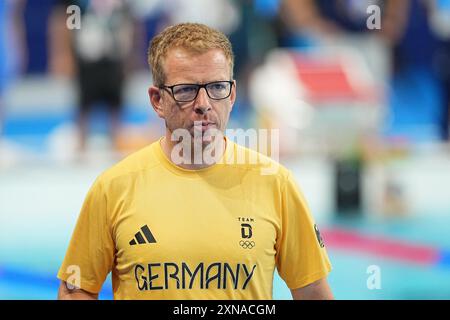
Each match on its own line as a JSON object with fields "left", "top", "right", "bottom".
{"left": 150, "top": 48, "right": 236, "bottom": 147}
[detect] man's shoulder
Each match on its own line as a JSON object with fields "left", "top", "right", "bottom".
{"left": 96, "top": 142, "right": 160, "bottom": 186}
{"left": 226, "top": 141, "right": 290, "bottom": 180}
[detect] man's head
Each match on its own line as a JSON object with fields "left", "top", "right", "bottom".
{"left": 148, "top": 23, "right": 236, "bottom": 150}
{"left": 148, "top": 23, "right": 234, "bottom": 86}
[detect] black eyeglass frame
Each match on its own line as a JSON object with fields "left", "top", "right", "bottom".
{"left": 159, "top": 80, "right": 234, "bottom": 102}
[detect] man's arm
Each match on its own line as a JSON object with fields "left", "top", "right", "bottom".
{"left": 57, "top": 281, "right": 99, "bottom": 300}
{"left": 290, "top": 277, "right": 334, "bottom": 300}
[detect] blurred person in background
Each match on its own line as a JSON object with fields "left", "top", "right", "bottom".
{"left": 53, "top": 0, "right": 135, "bottom": 153}
{"left": 0, "top": 0, "right": 8, "bottom": 138}
{"left": 0, "top": 0, "right": 23, "bottom": 140}
{"left": 376, "top": 0, "right": 443, "bottom": 142}
{"left": 20, "top": 0, "right": 55, "bottom": 75}
{"left": 227, "top": 0, "right": 280, "bottom": 128}
{"left": 428, "top": 0, "right": 450, "bottom": 141}
{"left": 57, "top": 22, "right": 333, "bottom": 300}
{"left": 278, "top": 0, "right": 379, "bottom": 46}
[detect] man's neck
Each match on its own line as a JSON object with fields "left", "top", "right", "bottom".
{"left": 160, "top": 133, "right": 226, "bottom": 170}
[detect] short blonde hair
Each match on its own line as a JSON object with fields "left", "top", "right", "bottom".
{"left": 148, "top": 23, "right": 234, "bottom": 86}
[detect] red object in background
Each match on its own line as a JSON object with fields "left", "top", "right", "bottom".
{"left": 322, "top": 228, "right": 440, "bottom": 266}
{"left": 291, "top": 54, "right": 378, "bottom": 104}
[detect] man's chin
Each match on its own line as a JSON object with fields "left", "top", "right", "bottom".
{"left": 192, "top": 135, "right": 214, "bottom": 148}
{"left": 192, "top": 133, "right": 226, "bottom": 151}
{"left": 191, "top": 128, "right": 224, "bottom": 144}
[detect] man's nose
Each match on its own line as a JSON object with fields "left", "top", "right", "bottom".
{"left": 194, "top": 87, "right": 212, "bottom": 115}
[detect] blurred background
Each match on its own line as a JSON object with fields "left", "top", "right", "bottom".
{"left": 1, "top": 0, "right": 450, "bottom": 299}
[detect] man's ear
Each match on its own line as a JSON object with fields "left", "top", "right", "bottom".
{"left": 149, "top": 86, "right": 165, "bottom": 119}
{"left": 229, "top": 80, "right": 237, "bottom": 111}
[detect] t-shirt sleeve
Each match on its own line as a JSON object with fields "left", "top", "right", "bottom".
{"left": 57, "top": 179, "right": 115, "bottom": 294}
{"left": 275, "top": 171, "right": 332, "bottom": 290}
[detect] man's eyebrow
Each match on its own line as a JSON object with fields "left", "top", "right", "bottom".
{"left": 165, "top": 80, "right": 228, "bottom": 86}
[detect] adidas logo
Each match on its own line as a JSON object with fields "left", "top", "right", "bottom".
{"left": 129, "top": 225, "right": 157, "bottom": 245}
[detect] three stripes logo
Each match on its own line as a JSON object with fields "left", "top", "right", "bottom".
{"left": 129, "top": 225, "right": 157, "bottom": 246}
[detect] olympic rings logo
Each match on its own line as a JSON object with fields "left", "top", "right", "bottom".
{"left": 239, "top": 240, "right": 255, "bottom": 249}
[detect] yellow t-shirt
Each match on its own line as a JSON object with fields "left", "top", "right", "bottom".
{"left": 57, "top": 138, "right": 331, "bottom": 299}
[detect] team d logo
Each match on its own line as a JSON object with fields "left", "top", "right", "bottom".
{"left": 240, "top": 223, "right": 255, "bottom": 249}
{"left": 241, "top": 224, "right": 252, "bottom": 238}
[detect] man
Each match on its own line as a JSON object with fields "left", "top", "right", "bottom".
{"left": 57, "top": 23, "right": 333, "bottom": 300}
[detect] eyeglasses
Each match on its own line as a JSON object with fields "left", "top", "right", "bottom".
{"left": 159, "top": 81, "right": 234, "bottom": 102}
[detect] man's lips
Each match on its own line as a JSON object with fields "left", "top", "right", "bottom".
{"left": 193, "top": 122, "right": 217, "bottom": 132}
